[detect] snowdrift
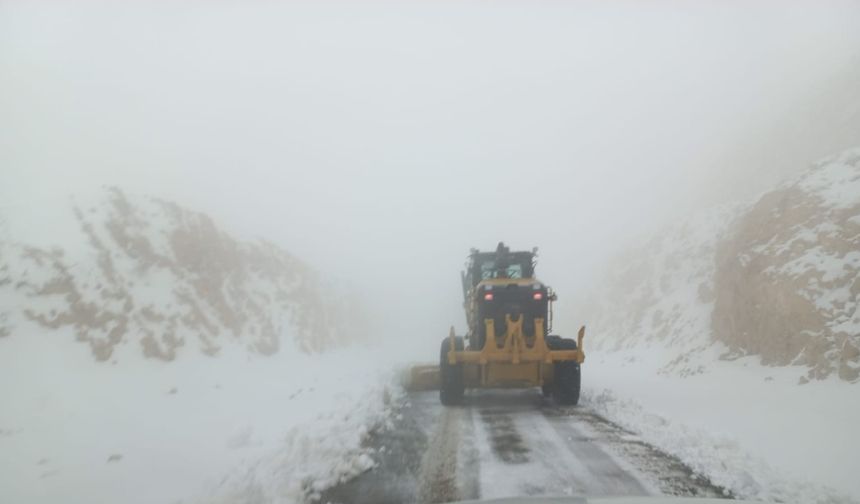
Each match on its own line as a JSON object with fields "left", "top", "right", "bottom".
{"left": 0, "top": 332, "right": 399, "bottom": 504}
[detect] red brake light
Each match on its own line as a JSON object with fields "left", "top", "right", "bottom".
{"left": 484, "top": 293, "right": 494, "bottom": 301}
{"left": 533, "top": 292, "right": 543, "bottom": 300}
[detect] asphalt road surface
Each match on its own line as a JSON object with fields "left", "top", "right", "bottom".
{"left": 322, "top": 389, "right": 729, "bottom": 504}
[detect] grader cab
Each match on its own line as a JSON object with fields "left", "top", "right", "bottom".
{"left": 430, "top": 242, "right": 585, "bottom": 405}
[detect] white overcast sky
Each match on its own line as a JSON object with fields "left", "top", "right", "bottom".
{"left": 2, "top": 1, "right": 859, "bottom": 342}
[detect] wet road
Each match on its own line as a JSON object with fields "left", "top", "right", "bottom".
{"left": 322, "top": 390, "right": 728, "bottom": 504}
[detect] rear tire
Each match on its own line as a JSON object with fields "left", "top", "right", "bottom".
{"left": 439, "top": 336, "right": 465, "bottom": 405}
{"left": 545, "top": 335, "right": 563, "bottom": 348}
{"left": 549, "top": 337, "right": 580, "bottom": 406}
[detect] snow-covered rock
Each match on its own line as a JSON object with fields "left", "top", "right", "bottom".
{"left": 0, "top": 187, "right": 365, "bottom": 361}
{"left": 587, "top": 203, "right": 741, "bottom": 369}
{"left": 589, "top": 147, "right": 860, "bottom": 382}
{"left": 582, "top": 147, "right": 860, "bottom": 503}
{"left": 713, "top": 148, "right": 860, "bottom": 382}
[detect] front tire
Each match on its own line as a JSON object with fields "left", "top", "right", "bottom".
{"left": 439, "top": 336, "right": 465, "bottom": 405}
{"left": 549, "top": 337, "right": 581, "bottom": 406}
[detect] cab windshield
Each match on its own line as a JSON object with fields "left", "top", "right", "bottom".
{"left": 480, "top": 261, "right": 525, "bottom": 279}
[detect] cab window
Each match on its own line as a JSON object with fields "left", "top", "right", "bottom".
{"left": 505, "top": 264, "right": 523, "bottom": 279}
{"left": 480, "top": 261, "right": 496, "bottom": 279}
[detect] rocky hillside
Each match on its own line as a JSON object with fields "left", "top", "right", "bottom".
{"left": 0, "top": 187, "right": 363, "bottom": 361}
{"left": 589, "top": 147, "right": 860, "bottom": 382}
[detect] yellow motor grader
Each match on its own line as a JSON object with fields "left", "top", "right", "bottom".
{"left": 410, "top": 243, "right": 585, "bottom": 405}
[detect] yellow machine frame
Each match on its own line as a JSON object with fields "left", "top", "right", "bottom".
{"left": 447, "top": 316, "right": 585, "bottom": 389}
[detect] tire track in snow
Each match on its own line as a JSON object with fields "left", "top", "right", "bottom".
{"left": 320, "top": 392, "right": 479, "bottom": 504}
{"left": 470, "top": 390, "right": 649, "bottom": 499}
{"left": 416, "top": 406, "right": 462, "bottom": 502}
{"left": 321, "top": 389, "right": 729, "bottom": 503}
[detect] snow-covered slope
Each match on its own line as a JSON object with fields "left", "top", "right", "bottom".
{"left": 713, "top": 148, "right": 860, "bottom": 382}
{"left": 583, "top": 147, "right": 860, "bottom": 503}
{"left": 0, "top": 187, "right": 365, "bottom": 360}
{"left": 590, "top": 147, "right": 860, "bottom": 383}
{"left": 586, "top": 203, "right": 742, "bottom": 376}
{"left": 0, "top": 187, "right": 392, "bottom": 504}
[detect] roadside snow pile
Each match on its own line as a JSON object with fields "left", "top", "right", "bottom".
{"left": 583, "top": 351, "right": 860, "bottom": 504}
{"left": 589, "top": 146, "right": 860, "bottom": 382}
{"left": 204, "top": 371, "right": 402, "bottom": 504}
{"left": 0, "top": 328, "right": 400, "bottom": 504}
{"left": 0, "top": 187, "right": 365, "bottom": 359}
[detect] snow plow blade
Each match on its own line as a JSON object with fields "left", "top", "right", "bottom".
{"left": 404, "top": 364, "right": 441, "bottom": 391}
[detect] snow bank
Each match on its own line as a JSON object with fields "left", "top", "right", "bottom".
{"left": 202, "top": 365, "right": 403, "bottom": 504}
{"left": 583, "top": 348, "right": 860, "bottom": 503}
{"left": 0, "top": 330, "right": 400, "bottom": 504}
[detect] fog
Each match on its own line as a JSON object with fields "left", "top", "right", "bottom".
{"left": 2, "top": 0, "right": 860, "bottom": 348}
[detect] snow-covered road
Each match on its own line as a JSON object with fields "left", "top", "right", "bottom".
{"left": 322, "top": 390, "right": 728, "bottom": 503}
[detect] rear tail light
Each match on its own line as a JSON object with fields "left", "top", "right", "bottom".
{"left": 533, "top": 292, "right": 543, "bottom": 300}
{"left": 484, "top": 293, "right": 494, "bottom": 301}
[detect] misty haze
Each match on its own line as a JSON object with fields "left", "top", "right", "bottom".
{"left": 1, "top": 2, "right": 859, "bottom": 504}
